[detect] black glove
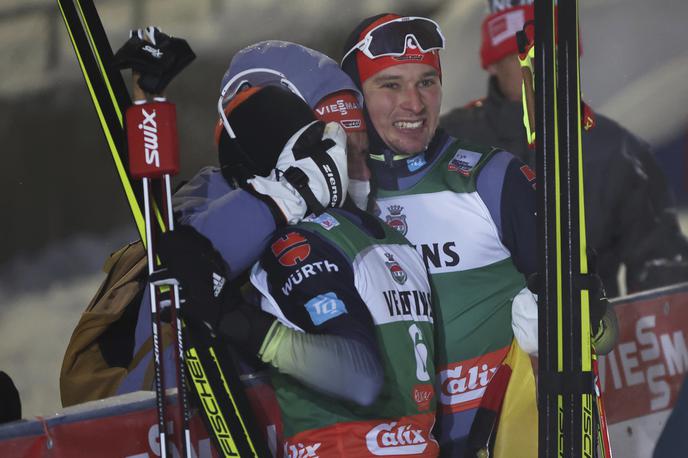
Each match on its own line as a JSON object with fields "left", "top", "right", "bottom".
{"left": 593, "top": 301, "right": 619, "bottom": 355}
{"left": 585, "top": 249, "right": 609, "bottom": 338}
{"left": 113, "top": 26, "right": 195, "bottom": 93}
{"left": 525, "top": 272, "right": 607, "bottom": 338}
{"left": 217, "top": 302, "right": 276, "bottom": 358}
{"left": 157, "top": 224, "right": 238, "bottom": 328}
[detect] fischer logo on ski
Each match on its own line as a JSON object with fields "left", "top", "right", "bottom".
{"left": 186, "top": 348, "right": 240, "bottom": 457}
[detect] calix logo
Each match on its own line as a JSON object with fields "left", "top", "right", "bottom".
{"left": 365, "top": 421, "right": 428, "bottom": 455}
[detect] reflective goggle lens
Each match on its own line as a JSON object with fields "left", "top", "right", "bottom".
{"left": 366, "top": 17, "right": 445, "bottom": 56}
{"left": 343, "top": 16, "right": 445, "bottom": 63}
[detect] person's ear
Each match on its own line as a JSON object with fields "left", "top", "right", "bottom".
{"left": 486, "top": 63, "right": 498, "bottom": 76}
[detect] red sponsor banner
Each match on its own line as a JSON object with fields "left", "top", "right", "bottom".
{"left": 599, "top": 284, "right": 688, "bottom": 425}
{"left": 284, "top": 413, "right": 438, "bottom": 458}
{"left": 0, "top": 400, "right": 214, "bottom": 458}
{"left": 0, "top": 381, "right": 283, "bottom": 458}
{"left": 437, "top": 346, "right": 510, "bottom": 414}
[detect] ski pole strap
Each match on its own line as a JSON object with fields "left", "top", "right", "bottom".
{"left": 527, "top": 272, "right": 602, "bottom": 295}
{"left": 283, "top": 166, "right": 326, "bottom": 216}
{"left": 539, "top": 371, "right": 595, "bottom": 395}
{"left": 574, "top": 272, "right": 604, "bottom": 292}
{"left": 149, "top": 268, "right": 181, "bottom": 287}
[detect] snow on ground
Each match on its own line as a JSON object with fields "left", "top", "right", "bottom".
{"left": 0, "top": 271, "right": 105, "bottom": 418}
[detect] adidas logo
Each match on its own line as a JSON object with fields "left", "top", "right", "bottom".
{"left": 212, "top": 272, "right": 225, "bottom": 298}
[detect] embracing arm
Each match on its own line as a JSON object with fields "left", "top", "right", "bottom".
{"left": 477, "top": 152, "right": 538, "bottom": 276}
{"left": 173, "top": 167, "right": 279, "bottom": 279}
{"left": 250, "top": 228, "right": 384, "bottom": 406}
{"left": 257, "top": 321, "right": 383, "bottom": 406}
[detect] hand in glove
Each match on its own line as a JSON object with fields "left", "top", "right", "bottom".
{"left": 580, "top": 271, "right": 618, "bottom": 355}
{"left": 525, "top": 264, "right": 617, "bottom": 354}
{"left": 217, "top": 302, "right": 275, "bottom": 359}
{"left": 113, "top": 26, "right": 195, "bottom": 94}
{"left": 217, "top": 85, "right": 349, "bottom": 226}
{"left": 592, "top": 301, "right": 619, "bottom": 355}
{"left": 247, "top": 120, "right": 349, "bottom": 224}
{"left": 157, "top": 224, "right": 275, "bottom": 356}
{"left": 157, "top": 224, "right": 238, "bottom": 328}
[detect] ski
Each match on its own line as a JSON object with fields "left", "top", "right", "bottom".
{"left": 57, "top": 1, "right": 270, "bottom": 456}
{"left": 56, "top": 0, "right": 147, "bottom": 239}
{"left": 534, "top": 0, "right": 600, "bottom": 456}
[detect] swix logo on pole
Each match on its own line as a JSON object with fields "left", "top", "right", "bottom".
{"left": 139, "top": 108, "right": 160, "bottom": 167}
{"left": 126, "top": 100, "right": 180, "bottom": 179}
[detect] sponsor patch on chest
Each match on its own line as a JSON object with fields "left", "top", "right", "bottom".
{"left": 271, "top": 232, "right": 311, "bottom": 267}
{"left": 520, "top": 164, "right": 537, "bottom": 189}
{"left": 447, "top": 149, "right": 482, "bottom": 176}
{"left": 384, "top": 252, "right": 408, "bottom": 285}
{"left": 384, "top": 205, "right": 408, "bottom": 236}
{"left": 303, "top": 213, "right": 340, "bottom": 230}
{"left": 304, "top": 292, "right": 347, "bottom": 326}
{"left": 406, "top": 155, "right": 427, "bottom": 172}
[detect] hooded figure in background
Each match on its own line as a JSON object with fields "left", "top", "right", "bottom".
{"left": 440, "top": 0, "right": 688, "bottom": 297}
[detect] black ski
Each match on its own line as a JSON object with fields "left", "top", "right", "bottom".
{"left": 56, "top": 0, "right": 146, "bottom": 237}
{"left": 57, "top": 1, "right": 270, "bottom": 456}
{"left": 534, "top": 0, "right": 598, "bottom": 456}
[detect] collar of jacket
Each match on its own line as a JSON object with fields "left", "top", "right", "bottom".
{"left": 367, "top": 129, "right": 450, "bottom": 191}
{"left": 369, "top": 128, "right": 448, "bottom": 169}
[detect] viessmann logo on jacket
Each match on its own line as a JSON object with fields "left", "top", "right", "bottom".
{"left": 437, "top": 347, "right": 509, "bottom": 413}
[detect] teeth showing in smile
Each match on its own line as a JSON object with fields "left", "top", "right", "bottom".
{"left": 394, "top": 120, "right": 423, "bottom": 129}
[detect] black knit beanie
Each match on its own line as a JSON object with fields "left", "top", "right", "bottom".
{"left": 218, "top": 85, "right": 316, "bottom": 185}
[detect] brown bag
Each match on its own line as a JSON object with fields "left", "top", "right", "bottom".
{"left": 59, "top": 241, "right": 172, "bottom": 407}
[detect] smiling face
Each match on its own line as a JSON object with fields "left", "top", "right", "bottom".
{"left": 362, "top": 63, "right": 442, "bottom": 156}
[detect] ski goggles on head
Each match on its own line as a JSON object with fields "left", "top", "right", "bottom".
{"left": 217, "top": 68, "right": 306, "bottom": 139}
{"left": 341, "top": 16, "right": 446, "bottom": 64}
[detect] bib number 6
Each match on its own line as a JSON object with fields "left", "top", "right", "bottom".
{"left": 409, "top": 324, "right": 430, "bottom": 381}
